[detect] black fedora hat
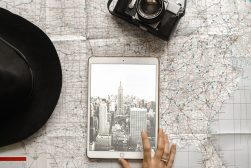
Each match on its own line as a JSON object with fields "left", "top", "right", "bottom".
{"left": 0, "top": 8, "right": 62, "bottom": 147}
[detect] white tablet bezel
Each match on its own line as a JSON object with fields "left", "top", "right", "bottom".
{"left": 87, "top": 57, "right": 159, "bottom": 159}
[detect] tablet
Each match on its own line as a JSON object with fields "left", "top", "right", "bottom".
{"left": 87, "top": 57, "right": 159, "bottom": 159}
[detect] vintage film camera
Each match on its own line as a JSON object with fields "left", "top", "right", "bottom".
{"left": 107, "top": 0, "right": 186, "bottom": 41}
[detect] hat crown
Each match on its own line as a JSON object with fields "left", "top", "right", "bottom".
{"left": 0, "top": 38, "right": 33, "bottom": 112}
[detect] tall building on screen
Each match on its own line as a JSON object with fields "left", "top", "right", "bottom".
{"left": 130, "top": 108, "right": 147, "bottom": 145}
{"left": 117, "top": 82, "right": 124, "bottom": 116}
{"left": 99, "top": 101, "right": 109, "bottom": 134}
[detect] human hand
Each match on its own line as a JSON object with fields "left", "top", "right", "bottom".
{"left": 119, "top": 128, "right": 176, "bottom": 168}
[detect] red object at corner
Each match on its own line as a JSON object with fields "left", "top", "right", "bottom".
{"left": 0, "top": 157, "right": 26, "bottom": 161}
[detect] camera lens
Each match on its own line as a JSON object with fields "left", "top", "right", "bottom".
{"left": 141, "top": 0, "right": 161, "bottom": 15}
{"left": 136, "top": 0, "right": 164, "bottom": 23}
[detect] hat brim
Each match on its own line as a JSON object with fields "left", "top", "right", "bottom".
{"left": 0, "top": 8, "right": 62, "bottom": 147}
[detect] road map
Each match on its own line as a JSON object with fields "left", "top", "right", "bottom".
{"left": 0, "top": 0, "right": 250, "bottom": 167}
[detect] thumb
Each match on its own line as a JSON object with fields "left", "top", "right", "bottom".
{"left": 118, "top": 159, "right": 130, "bottom": 168}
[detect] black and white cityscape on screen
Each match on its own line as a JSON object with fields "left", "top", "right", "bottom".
{"left": 89, "top": 81, "right": 156, "bottom": 152}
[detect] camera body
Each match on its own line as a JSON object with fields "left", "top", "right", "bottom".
{"left": 108, "top": 0, "right": 186, "bottom": 41}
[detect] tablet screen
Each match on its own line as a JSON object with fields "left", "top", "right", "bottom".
{"left": 89, "top": 64, "right": 157, "bottom": 152}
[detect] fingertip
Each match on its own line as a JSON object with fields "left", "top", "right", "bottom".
{"left": 119, "top": 159, "right": 130, "bottom": 168}
{"left": 158, "top": 129, "right": 164, "bottom": 138}
{"left": 118, "top": 159, "right": 125, "bottom": 164}
{"left": 142, "top": 130, "right": 148, "bottom": 137}
{"left": 118, "top": 158, "right": 125, "bottom": 164}
{"left": 164, "top": 134, "right": 168, "bottom": 143}
{"left": 171, "top": 144, "right": 177, "bottom": 152}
